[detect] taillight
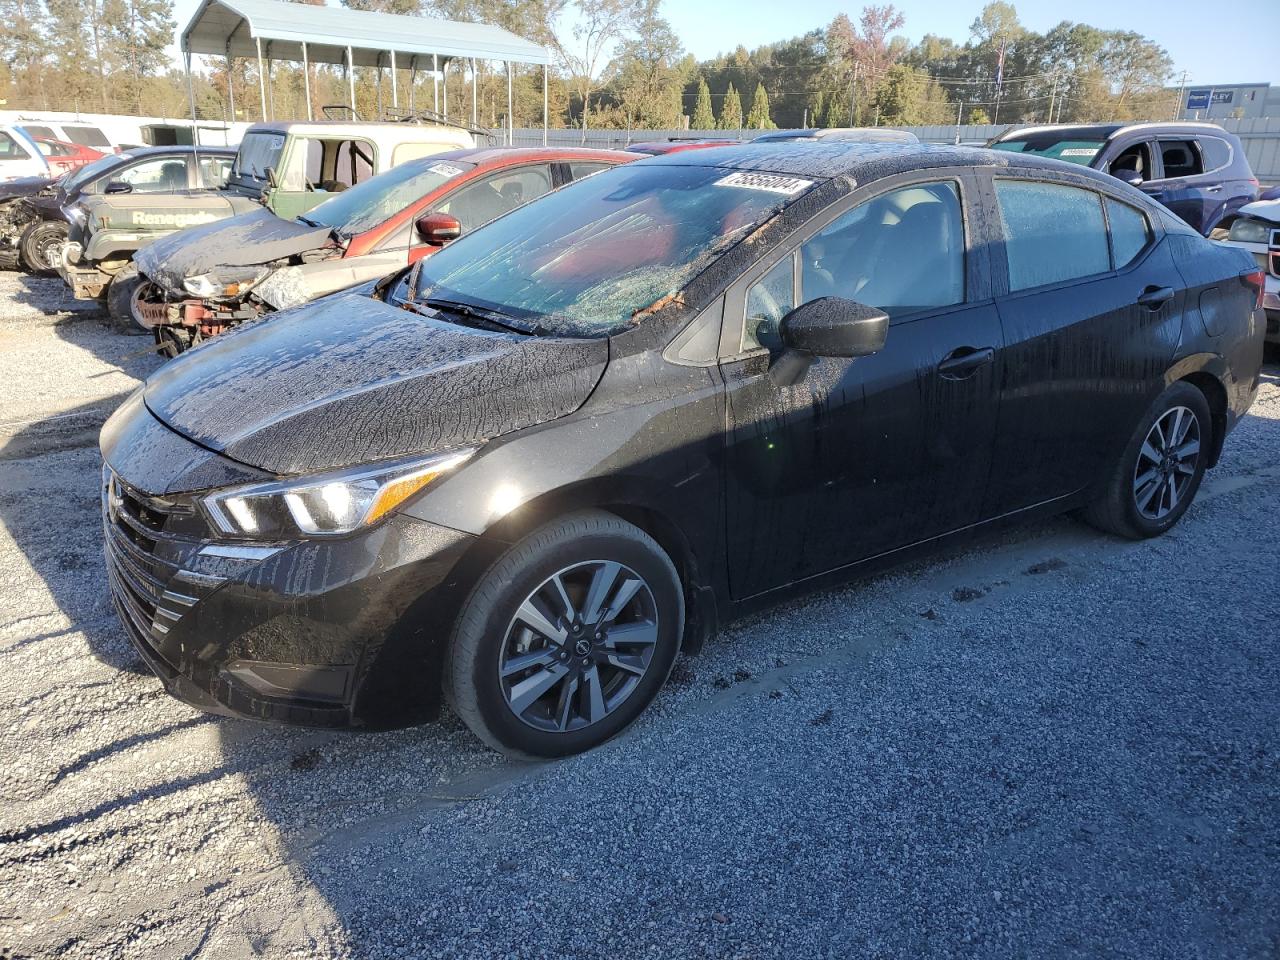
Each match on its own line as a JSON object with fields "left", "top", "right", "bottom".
{"left": 1243, "top": 269, "right": 1266, "bottom": 310}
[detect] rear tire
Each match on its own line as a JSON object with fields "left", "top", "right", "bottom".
{"left": 18, "top": 220, "right": 68, "bottom": 275}
{"left": 445, "top": 510, "right": 683, "bottom": 758}
{"left": 1082, "top": 381, "right": 1212, "bottom": 540}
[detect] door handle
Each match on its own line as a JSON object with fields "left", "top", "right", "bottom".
{"left": 1136, "top": 285, "right": 1175, "bottom": 310}
{"left": 937, "top": 346, "right": 995, "bottom": 380}
{"left": 1204, "top": 184, "right": 1223, "bottom": 193}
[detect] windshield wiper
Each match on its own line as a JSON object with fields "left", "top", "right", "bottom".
{"left": 422, "top": 296, "right": 549, "bottom": 336}
{"left": 296, "top": 215, "right": 321, "bottom": 227}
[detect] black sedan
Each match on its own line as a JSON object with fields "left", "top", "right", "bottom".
{"left": 99, "top": 143, "right": 1267, "bottom": 757}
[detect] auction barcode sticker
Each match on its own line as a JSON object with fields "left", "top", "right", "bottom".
{"left": 713, "top": 171, "right": 813, "bottom": 195}
{"left": 428, "top": 162, "right": 467, "bottom": 177}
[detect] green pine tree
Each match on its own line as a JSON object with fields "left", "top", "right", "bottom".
{"left": 718, "top": 82, "right": 743, "bottom": 130}
{"left": 745, "top": 81, "right": 774, "bottom": 128}
{"left": 690, "top": 76, "right": 715, "bottom": 131}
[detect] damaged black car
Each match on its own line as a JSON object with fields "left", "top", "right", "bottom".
{"left": 0, "top": 146, "right": 236, "bottom": 275}
{"left": 100, "top": 143, "right": 1266, "bottom": 757}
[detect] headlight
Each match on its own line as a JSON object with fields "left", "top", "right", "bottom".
{"left": 1227, "top": 218, "right": 1271, "bottom": 244}
{"left": 200, "top": 449, "right": 476, "bottom": 539}
{"left": 183, "top": 266, "right": 271, "bottom": 300}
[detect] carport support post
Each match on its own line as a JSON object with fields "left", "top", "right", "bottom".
{"left": 506, "top": 61, "right": 513, "bottom": 144}
{"left": 433, "top": 54, "right": 439, "bottom": 113}
{"left": 255, "top": 37, "right": 267, "bottom": 121}
{"left": 184, "top": 51, "right": 199, "bottom": 144}
{"left": 471, "top": 58, "right": 478, "bottom": 127}
{"left": 347, "top": 46, "right": 356, "bottom": 114}
{"left": 542, "top": 63, "right": 547, "bottom": 145}
{"left": 301, "top": 41, "right": 313, "bottom": 121}
{"left": 409, "top": 58, "right": 416, "bottom": 113}
{"left": 391, "top": 50, "right": 398, "bottom": 109}
{"left": 225, "top": 48, "right": 236, "bottom": 121}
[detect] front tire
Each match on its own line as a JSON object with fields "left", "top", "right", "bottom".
{"left": 1082, "top": 381, "right": 1212, "bottom": 539}
{"left": 106, "top": 263, "right": 150, "bottom": 330}
{"left": 445, "top": 510, "right": 683, "bottom": 758}
{"left": 18, "top": 220, "right": 68, "bottom": 275}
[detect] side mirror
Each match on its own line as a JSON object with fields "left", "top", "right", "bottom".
{"left": 1116, "top": 171, "right": 1143, "bottom": 187}
{"left": 104, "top": 181, "right": 132, "bottom": 195}
{"left": 772, "top": 297, "right": 888, "bottom": 386}
{"left": 415, "top": 212, "right": 462, "bottom": 246}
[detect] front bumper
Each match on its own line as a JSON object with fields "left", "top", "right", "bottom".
{"left": 103, "top": 464, "right": 480, "bottom": 727}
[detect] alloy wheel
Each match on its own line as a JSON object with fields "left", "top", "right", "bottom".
{"left": 498, "top": 560, "right": 659, "bottom": 733}
{"left": 1133, "top": 405, "right": 1201, "bottom": 520}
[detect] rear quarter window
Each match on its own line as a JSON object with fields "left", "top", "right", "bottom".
{"left": 995, "top": 180, "right": 1110, "bottom": 291}
{"left": 1105, "top": 198, "right": 1152, "bottom": 268}
{"left": 63, "top": 125, "right": 111, "bottom": 148}
{"left": 1199, "top": 136, "right": 1233, "bottom": 173}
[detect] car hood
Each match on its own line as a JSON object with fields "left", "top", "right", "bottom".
{"left": 136, "top": 206, "right": 333, "bottom": 293}
{"left": 1236, "top": 198, "right": 1280, "bottom": 225}
{"left": 0, "top": 175, "right": 55, "bottom": 200}
{"left": 141, "top": 291, "right": 608, "bottom": 476}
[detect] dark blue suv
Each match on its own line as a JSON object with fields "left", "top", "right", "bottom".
{"left": 990, "top": 122, "right": 1259, "bottom": 236}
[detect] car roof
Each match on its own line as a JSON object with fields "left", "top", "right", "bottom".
{"left": 432, "top": 146, "right": 635, "bottom": 166}
{"left": 997, "top": 121, "right": 1235, "bottom": 142}
{"left": 633, "top": 140, "right": 1124, "bottom": 186}
{"left": 121, "top": 145, "right": 238, "bottom": 157}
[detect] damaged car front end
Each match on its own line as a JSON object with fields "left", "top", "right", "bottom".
{"left": 1220, "top": 199, "right": 1280, "bottom": 342}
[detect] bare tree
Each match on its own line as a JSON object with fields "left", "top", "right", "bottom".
{"left": 551, "top": 0, "right": 641, "bottom": 136}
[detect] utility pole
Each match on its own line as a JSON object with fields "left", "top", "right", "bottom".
{"left": 954, "top": 100, "right": 964, "bottom": 143}
{"left": 1174, "top": 70, "right": 1188, "bottom": 121}
{"left": 1047, "top": 70, "right": 1058, "bottom": 124}
{"left": 849, "top": 61, "right": 860, "bottom": 126}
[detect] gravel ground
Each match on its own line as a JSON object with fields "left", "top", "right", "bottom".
{"left": 1, "top": 270, "right": 1278, "bottom": 959}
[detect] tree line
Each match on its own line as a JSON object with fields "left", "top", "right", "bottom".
{"left": 0, "top": 0, "right": 1182, "bottom": 131}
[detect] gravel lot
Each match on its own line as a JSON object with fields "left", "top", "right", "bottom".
{"left": 1, "top": 270, "right": 1278, "bottom": 959}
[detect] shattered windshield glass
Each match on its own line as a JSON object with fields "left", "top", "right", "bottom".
{"left": 232, "top": 132, "right": 285, "bottom": 181}
{"left": 305, "top": 158, "right": 474, "bottom": 236}
{"left": 990, "top": 135, "right": 1106, "bottom": 164}
{"left": 413, "top": 164, "right": 813, "bottom": 336}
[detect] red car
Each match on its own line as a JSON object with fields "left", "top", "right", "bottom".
{"left": 32, "top": 137, "right": 105, "bottom": 175}
{"left": 625, "top": 139, "right": 741, "bottom": 156}
{"left": 132, "top": 147, "right": 637, "bottom": 354}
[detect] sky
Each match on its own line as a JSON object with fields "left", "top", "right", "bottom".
{"left": 169, "top": 0, "right": 1280, "bottom": 88}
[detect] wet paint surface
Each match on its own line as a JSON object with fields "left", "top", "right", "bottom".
{"left": 141, "top": 292, "right": 608, "bottom": 476}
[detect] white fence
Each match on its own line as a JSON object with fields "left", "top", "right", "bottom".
{"left": 511, "top": 118, "right": 1280, "bottom": 182}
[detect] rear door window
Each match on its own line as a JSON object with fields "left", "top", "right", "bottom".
{"left": 568, "top": 162, "right": 613, "bottom": 181}
{"left": 437, "top": 164, "right": 554, "bottom": 232}
{"left": 1158, "top": 140, "right": 1203, "bottom": 179}
{"left": 331, "top": 139, "right": 375, "bottom": 188}
{"left": 21, "top": 125, "right": 56, "bottom": 140}
{"left": 198, "top": 155, "right": 232, "bottom": 188}
{"left": 995, "top": 180, "right": 1109, "bottom": 291}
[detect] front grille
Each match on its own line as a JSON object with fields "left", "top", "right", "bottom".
{"left": 102, "top": 466, "right": 207, "bottom": 654}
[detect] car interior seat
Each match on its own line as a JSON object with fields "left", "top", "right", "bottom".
{"left": 852, "top": 197, "right": 960, "bottom": 313}
{"left": 159, "top": 162, "right": 187, "bottom": 190}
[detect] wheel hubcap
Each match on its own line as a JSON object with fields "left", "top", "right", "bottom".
{"left": 498, "top": 560, "right": 658, "bottom": 733}
{"left": 1133, "top": 405, "right": 1200, "bottom": 520}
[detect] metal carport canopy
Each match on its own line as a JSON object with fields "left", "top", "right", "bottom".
{"left": 180, "top": 0, "right": 552, "bottom": 68}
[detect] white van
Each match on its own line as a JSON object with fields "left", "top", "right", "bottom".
{"left": 0, "top": 125, "right": 52, "bottom": 182}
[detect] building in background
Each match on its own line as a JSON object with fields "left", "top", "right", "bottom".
{"left": 1174, "top": 83, "right": 1279, "bottom": 120}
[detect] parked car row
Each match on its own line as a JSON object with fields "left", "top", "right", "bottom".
{"left": 93, "top": 123, "right": 1266, "bottom": 757}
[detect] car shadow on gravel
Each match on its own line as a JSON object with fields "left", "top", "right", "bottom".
{"left": 0, "top": 394, "right": 149, "bottom": 675}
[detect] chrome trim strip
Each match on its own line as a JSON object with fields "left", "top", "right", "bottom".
{"left": 198, "top": 544, "right": 284, "bottom": 560}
